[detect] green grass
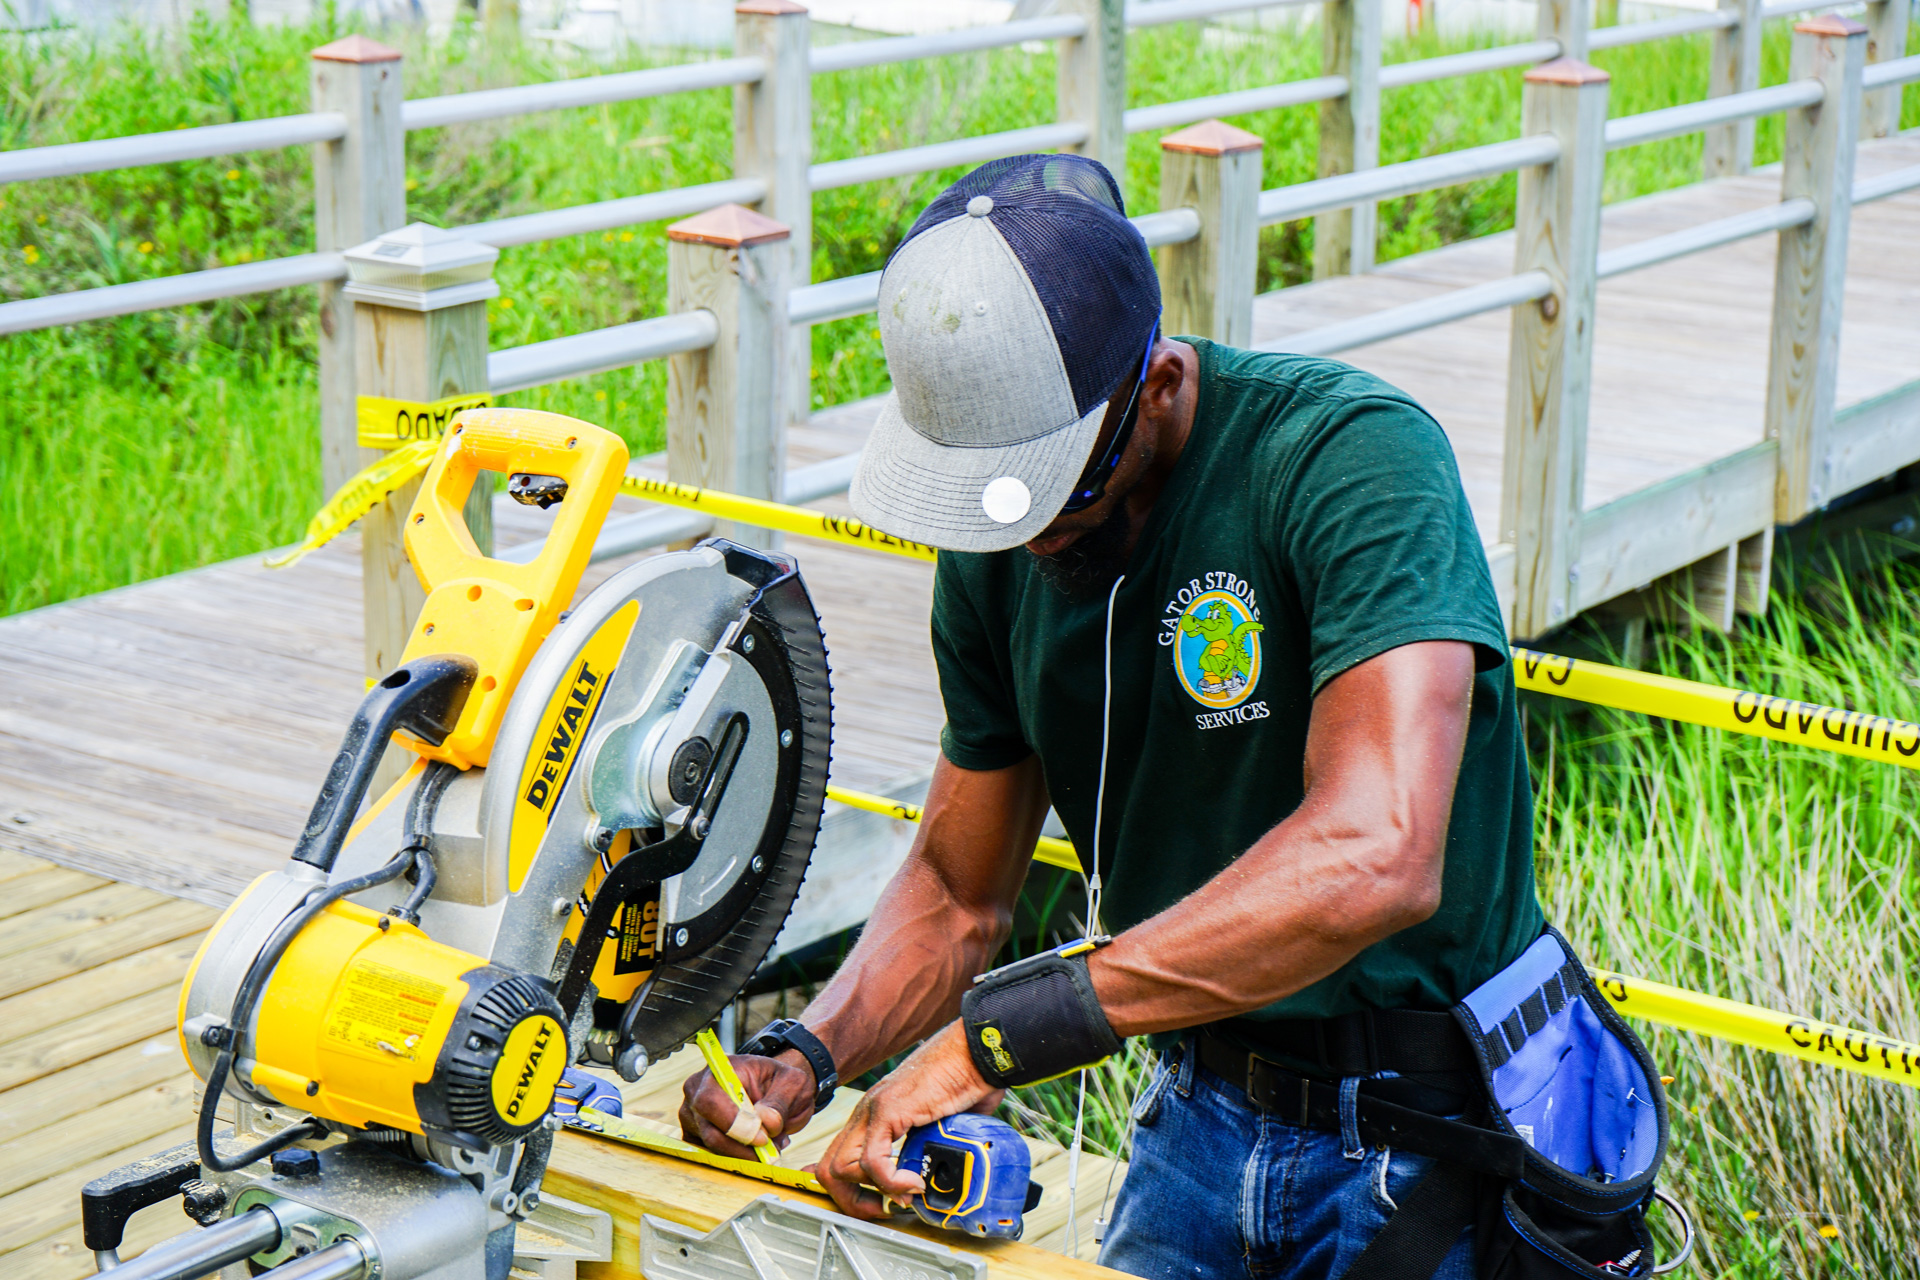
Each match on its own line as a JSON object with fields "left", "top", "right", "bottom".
{"left": 6, "top": 14, "right": 1915, "bottom": 613}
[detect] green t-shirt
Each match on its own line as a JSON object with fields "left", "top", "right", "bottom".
{"left": 931, "top": 338, "right": 1542, "bottom": 1044}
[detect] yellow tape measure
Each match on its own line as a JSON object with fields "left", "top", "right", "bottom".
{"left": 569, "top": 1107, "right": 826, "bottom": 1193}
{"left": 1511, "top": 648, "right": 1920, "bottom": 771}
{"left": 356, "top": 392, "right": 494, "bottom": 450}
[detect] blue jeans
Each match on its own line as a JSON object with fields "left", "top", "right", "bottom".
{"left": 1096, "top": 1041, "right": 1475, "bottom": 1280}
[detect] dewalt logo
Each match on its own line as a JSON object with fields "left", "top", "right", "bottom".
{"left": 509, "top": 600, "right": 639, "bottom": 893}
{"left": 523, "top": 660, "right": 602, "bottom": 812}
{"left": 492, "top": 1015, "right": 566, "bottom": 1124}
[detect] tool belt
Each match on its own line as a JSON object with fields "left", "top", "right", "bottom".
{"left": 1198, "top": 927, "right": 1684, "bottom": 1280}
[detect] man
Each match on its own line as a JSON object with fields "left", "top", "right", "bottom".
{"left": 680, "top": 153, "right": 1542, "bottom": 1279}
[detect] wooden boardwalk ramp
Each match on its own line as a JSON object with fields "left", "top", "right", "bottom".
{"left": 0, "top": 848, "right": 1119, "bottom": 1279}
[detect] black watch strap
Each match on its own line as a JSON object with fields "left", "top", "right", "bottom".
{"left": 740, "top": 1018, "right": 838, "bottom": 1112}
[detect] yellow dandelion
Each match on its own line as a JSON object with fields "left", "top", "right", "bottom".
{"left": 138, "top": 241, "right": 154, "bottom": 254}
{"left": 616, "top": 401, "right": 627, "bottom": 410}
{"left": 619, "top": 231, "right": 633, "bottom": 242}
{"left": 1743, "top": 1211, "right": 1759, "bottom": 1221}
{"left": 225, "top": 169, "right": 239, "bottom": 181}
{"left": 602, "top": 232, "right": 613, "bottom": 243}
{"left": 499, "top": 297, "right": 514, "bottom": 308}
{"left": 594, "top": 390, "right": 607, "bottom": 402}
{"left": 1818, "top": 1225, "right": 1839, "bottom": 1239}
{"left": 405, "top": 178, "right": 419, "bottom": 191}
{"left": 22, "top": 245, "right": 39, "bottom": 263}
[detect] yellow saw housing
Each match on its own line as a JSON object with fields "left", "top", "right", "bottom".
{"left": 186, "top": 897, "right": 568, "bottom": 1151}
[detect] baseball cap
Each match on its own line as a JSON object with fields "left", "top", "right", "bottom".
{"left": 849, "top": 154, "right": 1162, "bottom": 553}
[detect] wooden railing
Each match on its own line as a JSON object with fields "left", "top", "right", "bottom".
{"left": 1, "top": 0, "right": 1917, "bottom": 671}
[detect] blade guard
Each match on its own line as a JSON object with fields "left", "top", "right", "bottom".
{"left": 397, "top": 408, "right": 628, "bottom": 768}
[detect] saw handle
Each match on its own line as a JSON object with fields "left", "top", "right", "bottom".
{"left": 399, "top": 408, "right": 629, "bottom": 769}
{"left": 81, "top": 1141, "right": 199, "bottom": 1256}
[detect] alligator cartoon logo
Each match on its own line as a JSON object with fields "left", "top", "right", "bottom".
{"left": 1172, "top": 589, "right": 1264, "bottom": 708}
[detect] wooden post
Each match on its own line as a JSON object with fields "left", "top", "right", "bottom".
{"left": 1704, "top": 0, "right": 1763, "bottom": 176}
{"left": 311, "top": 36, "right": 405, "bottom": 500}
{"left": 1500, "top": 59, "right": 1608, "bottom": 640}
{"left": 734, "top": 0, "right": 813, "bottom": 432}
{"left": 1861, "top": 0, "right": 1911, "bottom": 138}
{"left": 343, "top": 223, "right": 500, "bottom": 689}
{"left": 1158, "top": 121, "right": 1262, "bottom": 345}
{"left": 1056, "top": 0, "right": 1127, "bottom": 181}
{"left": 1536, "top": 0, "right": 1591, "bottom": 61}
{"left": 666, "top": 205, "right": 791, "bottom": 550}
{"left": 1314, "top": 0, "right": 1381, "bottom": 279}
{"left": 1766, "top": 17, "right": 1866, "bottom": 523}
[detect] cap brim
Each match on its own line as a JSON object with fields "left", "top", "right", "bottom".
{"left": 849, "top": 392, "right": 1108, "bottom": 553}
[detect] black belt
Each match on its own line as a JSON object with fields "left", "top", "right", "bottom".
{"left": 1196, "top": 1029, "right": 1523, "bottom": 1180}
{"left": 1223, "top": 1008, "right": 1478, "bottom": 1076}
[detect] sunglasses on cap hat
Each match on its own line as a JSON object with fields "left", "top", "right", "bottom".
{"left": 1058, "top": 320, "right": 1159, "bottom": 516}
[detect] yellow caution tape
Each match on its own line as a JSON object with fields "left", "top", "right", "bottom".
{"left": 265, "top": 440, "right": 439, "bottom": 568}
{"left": 1592, "top": 969, "right": 1920, "bottom": 1089}
{"left": 569, "top": 1107, "right": 827, "bottom": 1194}
{"left": 357, "top": 392, "right": 494, "bottom": 449}
{"left": 1512, "top": 648, "right": 1920, "bottom": 770}
{"left": 620, "top": 475, "right": 938, "bottom": 563}
{"left": 825, "top": 784, "right": 1083, "bottom": 874}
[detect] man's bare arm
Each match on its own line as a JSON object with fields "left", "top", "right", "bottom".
{"left": 1089, "top": 639, "right": 1476, "bottom": 1033}
{"left": 806, "top": 639, "right": 1478, "bottom": 1218}
{"left": 678, "top": 751, "right": 1049, "bottom": 1155}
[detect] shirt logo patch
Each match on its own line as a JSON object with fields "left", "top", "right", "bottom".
{"left": 1171, "top": 587, "right": 1265, "bottom": 709}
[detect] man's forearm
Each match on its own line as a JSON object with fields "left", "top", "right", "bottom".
{"left": 788, "top": 754, "right": 1048, "bottom": 1083}
{"left": 791, "top": 858, "right": 1010, "bottom": 1081}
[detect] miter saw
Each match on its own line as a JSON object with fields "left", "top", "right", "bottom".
{"left": 80, "top": 408, "right": 832, "bottom": 1280}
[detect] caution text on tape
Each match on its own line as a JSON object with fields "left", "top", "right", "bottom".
{"left": 357, "top": 392, "right": 494, "bottom": 450}
{"left": 265, "top": 439, "right": 439, "bottom": 569}
{"left": 1512, "top": 648, "right": 1920, "bottom": 771}
{"left": 619, "top": 475, "right": 938, "bottom": 563}
{"left": 1593, "top": 968, "right": 1920, "bottom": 1090}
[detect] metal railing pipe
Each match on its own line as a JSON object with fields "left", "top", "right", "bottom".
{"left": 1132, "top": 207, "right": 1204, "bottom": 246}
{"left": 1759, "top": 0, "right": 1857, "bottom": 18}
{"left": 809, "top": 14, "right": 1088, "bottom": 72}
{"left": 1853, "top": 163, "right": 1920, "bottom": 205}
{"left": 790, "top": 272, "right": 882, "bottom": 325}
{"left": 1378, "top": 40, "right": 1561, "bottom": 88}
{"left": 1124, "top": 76, "right": 1349, "bottom": 134}
{"left": 458, "top": 178, "right": 766, "bottom": 247}
{"left": 1257, "top": 135, "right": 1560, "bottom": 225}
{"left": 1596, "top": 197, "right": 1815, "bottom": 279}
{"left": 402, "top": 57, "right": 767, "bottom": 131}
{"left": 809, "top": 122, "right": 1089, "bottom": 191}
{"left": 1603, "top": 79, "right": 1824, "bottom": 150}
{"left": 1126, "top": 0, "right": 1319, "bottom": 27}
{"left": 1863, "top": 53, "right": 1920, "bottom": 88}
{"left": 0, "top": 252, "right": 345, "bottom": 337}
{"left": 486, "top": 310, "right": 720, "bottom": 393}
{"left": 1259, "top": 270, "right": 1552, "bottom": 357}
{"left": 1586, "top": 10, "right": 1737, "bottom": 50}
{"left": 0, "top": 113, "right": 347, "bottom": 186}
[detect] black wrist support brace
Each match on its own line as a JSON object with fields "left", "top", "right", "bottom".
{"left": 960, "top": 939, "right": 1122, "bottom": 1088}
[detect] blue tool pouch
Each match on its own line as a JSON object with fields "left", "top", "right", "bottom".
{"left": 1452, "top": 926, "right": 1682, "bottom": 1279}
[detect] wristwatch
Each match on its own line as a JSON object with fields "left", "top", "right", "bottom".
{"left": 739, "top": 1018, "right": 839, "bottom": 1112}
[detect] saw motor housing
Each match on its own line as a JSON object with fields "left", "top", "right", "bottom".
{"left": 95, "top": 409, "right": 833, "bottom": 1280}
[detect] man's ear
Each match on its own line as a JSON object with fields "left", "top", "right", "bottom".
{"left": 1144, "top": 342, "right": 1182, "bottom": 412}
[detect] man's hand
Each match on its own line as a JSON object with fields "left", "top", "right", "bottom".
{"left": 813, "top": 1022, "right": 1004, "bottom": 1220}
{"left": 679, "top": 1049, "right": 818, "bottom": 1158}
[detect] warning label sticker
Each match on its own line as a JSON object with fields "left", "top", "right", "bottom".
{"left": 325, "top": 959, "right": 449, "bottom": 1061}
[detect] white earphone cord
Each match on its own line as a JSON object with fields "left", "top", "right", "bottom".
{"left": 1067, "top": 572, "right": 1125, "bottom": 1258}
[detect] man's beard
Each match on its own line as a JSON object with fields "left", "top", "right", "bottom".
{"left": 1031, "top": 500, "right": 1133, "bottom": 602}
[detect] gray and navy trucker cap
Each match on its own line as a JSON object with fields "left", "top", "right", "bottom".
{"left": 849, "top": 155, "right": 1161, "bottom": 553}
